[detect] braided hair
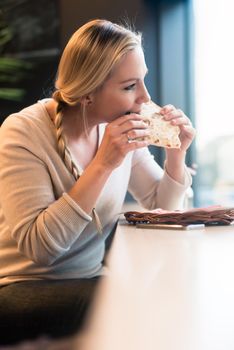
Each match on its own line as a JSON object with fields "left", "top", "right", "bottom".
{"left": 52, "top": 91, "right": 79, "bottom": 180}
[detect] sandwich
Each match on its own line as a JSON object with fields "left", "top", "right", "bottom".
{"left": 140, "top": 100, "right": 181, "bottom": 149}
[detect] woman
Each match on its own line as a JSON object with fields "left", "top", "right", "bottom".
{"left": 0, "top": 19, "right": 195, "bottom": 342}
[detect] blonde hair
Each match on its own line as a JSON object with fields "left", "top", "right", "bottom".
{"left": 52, "top": 18, "right": 142, "bottom": 179}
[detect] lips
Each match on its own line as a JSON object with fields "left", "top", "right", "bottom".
{"left": 125, "top": 110, "right": 141, "bottom": 115}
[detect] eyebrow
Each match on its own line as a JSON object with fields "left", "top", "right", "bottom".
{"left": 119, "top": 69, "right": 149, "bottom": 84}
{"left": 120, "top": 78, "right": 139, "bottom": 84}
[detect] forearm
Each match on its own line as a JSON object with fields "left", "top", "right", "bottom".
{"left": 165, "top": 149, "right": 187, "bottom": 184}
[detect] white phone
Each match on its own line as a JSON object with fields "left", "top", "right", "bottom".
{"left": 136, "top": 223, "right": 205, "bottom": 230}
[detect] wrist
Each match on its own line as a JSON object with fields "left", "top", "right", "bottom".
{"left": 165, "top": 148, "right": 186, "bottom": 165}
{"left": 89, "top": 158, "right": 113, "bottom": 179}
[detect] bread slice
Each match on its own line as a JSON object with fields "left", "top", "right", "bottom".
{"left": 140, "top": 101, "right": 181, "bottom": 148}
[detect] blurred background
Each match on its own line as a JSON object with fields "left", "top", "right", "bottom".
{"left": 0, "top": 0, "right": 234, "bottom": 208}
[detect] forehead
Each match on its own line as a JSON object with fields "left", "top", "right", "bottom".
{"left": 108, "top": 47, "right": 147, "bottom": 83}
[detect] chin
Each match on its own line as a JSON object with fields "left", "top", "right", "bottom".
{"left": 101, "top": 109, "right": 131, "bottom": 123}
{"left": 103, "top": 114, "right": 121, "bottom": 123}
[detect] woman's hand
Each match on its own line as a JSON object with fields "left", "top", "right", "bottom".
{"left": 94, "top": 114, "right": 150, "bottom": 170}
{"left": 159, "top": 104, "right": 196, "bottom": 184}
{"left": 160, "top": 104, "right": 196, "bottom": 153}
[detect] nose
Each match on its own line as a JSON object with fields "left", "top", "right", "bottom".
{"left": 137, "top": 82, "right": 151, "bottom": 104}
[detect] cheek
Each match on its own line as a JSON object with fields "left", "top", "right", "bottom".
{"left": 94, "top": 90, "right": 135, "bottom": 121}
{"left": 109, "top": 97, "right": 133, "bottom": 118}
{"left": 111, "top": 93, "right": 134, "bottom": 110}
{"left": 102, "top": 92, "right": 124, "bottom": 107}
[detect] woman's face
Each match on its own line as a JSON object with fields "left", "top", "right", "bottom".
{"left": 88, "top": 46, "right": 150, "bottom": 124}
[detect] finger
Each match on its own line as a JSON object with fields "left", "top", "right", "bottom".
{"left": 163, "top": 109, "right": 180, "bottom": 120}
{"left": 170, "top": 116, "right": 192, "bottom": 126}
{"left": 179, "top": 124, "right": 196, "bottom": 138}
{"left": 109, "top": 118, "right": 148, "bottom": 137}
{"left": 110, "top": 113, "right": 144, "bottom": 127}
{"left": 124, "top": 119, "right": 149, "bottom": 132}
{"left": 162, "top": 108, "right": 192, "bottom": 127}
{"left": 125, "top": 128, "right": 151, "bottom": 141}
{"left": 162, "top": 108, "right": 185, "bottom": 119}
{"left": 125, "top": 138, "right": 150, "bottom": 150}
{"left": 160, "top": 104, "right": 176, "bottom": 114}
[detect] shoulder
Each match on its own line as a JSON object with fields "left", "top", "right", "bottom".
{"left": 2, "top": 100, "right": 48, "bottom": 127}
{"left": 0, "top": 100, "right": 56, "bottom": 153}
{"left": 1, "top": 100, "right": 53, "bottom": 139}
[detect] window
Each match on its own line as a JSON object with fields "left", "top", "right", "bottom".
{"left": 194, "top": 0, "right": 234, "bottom": 206}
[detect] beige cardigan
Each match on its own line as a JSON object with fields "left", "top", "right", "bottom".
{"left": 0, "top": 100, "right": 192, "bottom": 285}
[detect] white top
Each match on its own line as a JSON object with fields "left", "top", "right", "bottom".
{"left": 0, "top": 100, "right": 191, "bottom": 285}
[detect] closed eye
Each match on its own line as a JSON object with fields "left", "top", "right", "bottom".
{"left": 124, "top": 83, "right": 136, "bottom": 91}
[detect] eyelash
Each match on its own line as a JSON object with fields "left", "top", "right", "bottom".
{"left": 124, "top": 83, "right": 136, "bottom": 91}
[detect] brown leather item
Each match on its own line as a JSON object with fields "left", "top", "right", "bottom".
{"left": 124, "top": 206, "right": 234, "bottom": 226}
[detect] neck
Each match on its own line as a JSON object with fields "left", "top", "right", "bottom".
{"left": 46, "top": 99, "right": 97, "bottom": 140}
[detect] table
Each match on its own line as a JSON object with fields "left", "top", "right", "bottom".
{"left": 81, "top": 222, "right": 234, "bottom": 350}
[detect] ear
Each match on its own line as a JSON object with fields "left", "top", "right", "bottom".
{"left": 81, "top": 94, "right": 93, "bottom": 106}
